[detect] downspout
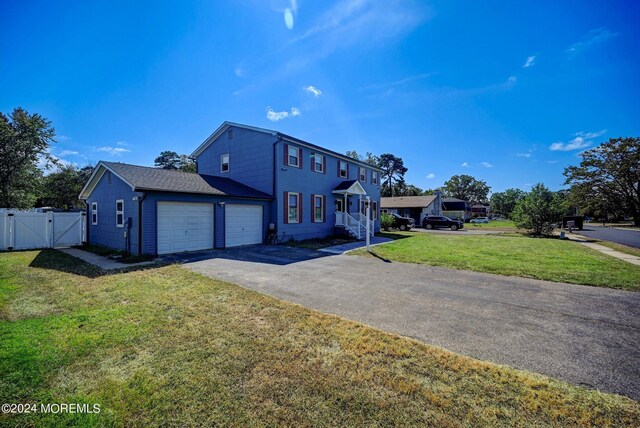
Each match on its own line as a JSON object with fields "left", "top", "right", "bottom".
{"left": 137, "top": 192, "right": 146, "bottom": 256}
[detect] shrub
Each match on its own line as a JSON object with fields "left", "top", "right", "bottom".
{"left": 380, "top": 213, "right": 394, "bottom": 231}
{"left": 512, "top": 183, "right": 564, "bottom": 236}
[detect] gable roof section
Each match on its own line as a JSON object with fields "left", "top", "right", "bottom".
{"left": 191, "top": 121, "right": 383, "bottom": 171}
{"left": 79, "top": 161, "right": 272, "bottom": 200}
{"left": 332, "top": 180, "right": 367, "bottom": 195}
{"left": 381, "top": 195, "right": 437, "bottom": 209}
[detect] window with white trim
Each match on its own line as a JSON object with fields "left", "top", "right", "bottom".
{"left": 372, "top": 201, "right": 378, "bottom": 220}
{"left": 288, "top": 146, "right": 299, "bottom": 167}
{"left": 314, "top": 195, "right": 324, "bottom": 222}
{"left": 221, "top": 154, "right": 229, "bottom": 173}
{"left": 116, "top": 200, "right": 124, "bottom": 227}
{"left": 372, "top": 171, "right": 379, "bottom": 185}
{"left": 339, "top": 161, "right": 348, "bottom": 178}
{"left": 288, "top": 192, "right": 300, "bottom": 223}
{"left": 92, "top": 202, "right": 98, "bottom": 225}
{"left": 359, "top": 167, "right": 366, "bottom": 182}
{"left": 313, "top": 154, "right": 324, "bottom": 173}
{"left": 336, "top": 199, "right": 344, "bottom": 212}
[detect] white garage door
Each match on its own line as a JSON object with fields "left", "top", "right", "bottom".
{"left": 225, "top": 204, "right": 263, "bottom": 247}
{"left": 157, "top": 202, "right": 213, "bottom": 255}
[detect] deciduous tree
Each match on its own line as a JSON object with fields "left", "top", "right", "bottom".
{"left": 564, "top": 137, "right": 640, "bottom": 225}
{"left": 490, "top": 188, "right": 526, "bottom": 218}
{"left": 154, "top": 151, "right": 196, "bottom": 172}
{"left": 511, "top": 183, "right": 564, "bottom": 235}
{"left": 0, "top": 107, "right": 56, "bottom": 208}
{"left": 443, "top": 175, "right": 490, "bottom": 205}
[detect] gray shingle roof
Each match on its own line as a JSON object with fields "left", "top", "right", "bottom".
{"left": 333, "top": 179, "right": 359, "bottom": 191}
{"left": 380, "top": 195, "right": 437, "bottom": 208}
{"left": 103, "top": 162, "right": 272, "bottom": 199}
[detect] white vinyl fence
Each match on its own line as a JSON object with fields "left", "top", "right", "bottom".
{"left": 1, "top": 211, "right": 86, "bottom": 251}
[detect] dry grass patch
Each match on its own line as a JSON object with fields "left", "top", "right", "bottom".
{"left": 1, "top": 250, "right": 638, "bottom": 426}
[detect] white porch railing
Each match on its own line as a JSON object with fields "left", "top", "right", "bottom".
{"left": 335, "top": 211, "right": 374, "bottom": 239}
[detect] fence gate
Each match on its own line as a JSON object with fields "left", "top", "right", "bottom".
{"left": 1, "top": 211, "right": 86, "bottom": 251}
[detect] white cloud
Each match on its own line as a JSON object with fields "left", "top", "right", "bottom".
{"left": 480, "top": 162, "right": 493, "bottom": 168}
{"left": 97, "top": 146, "right": 131, "bottom": 156}
{"left": 507, "top": 76, "right": 517, "bottom": 85}
{"left": 266, "top": 106, "right": 301, "bottom": 121}
{"left": 461, "top": 162, "right": 469, "bottom": 168}
{"left": 303, "top": 85, "right": 322, "bottom": 97}
{"left": 523, "top": 55, "right": 536, "bottom": 68}
{"left": 284, "top": 8, "right": 294, "bottom": 29}
{"left": 234, "top": 67, "right": 244, "bottom": 78}
{"left": 516, "top": 153, "right": 531, "bottom": 158}
{"left": 575, "top": 130, "right": 607, "bottom": 139}
{"left": 115, "top": 141, "right": 130, "bottom": 146}
{"left": 549, "top": 130, "right": 606, "bottom": 151}
{"left": 58, "top": 150, "right": 79, "bottom": 157}
{"left": 567, "top": 27, "right": 617, "bottom": 55}
{"left": 426, "top": 173, "right": 435, "bottom": 179}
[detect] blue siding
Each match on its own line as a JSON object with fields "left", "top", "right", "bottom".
{"left": 86, "top": 171, "right": 142, "bottom": 254}
{"left": 275, "top": 140, "right": 381, "bottom": 241}
{"left": 195, "top": 126, "right": 275, "bottom": 195}
{"left": 141, "top": 192, "right": 270, "bottom": 254}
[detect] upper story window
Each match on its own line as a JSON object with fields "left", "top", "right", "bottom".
{"left": 372, "top": 171, "right": 379, "bottom": 185}
{"left": 116, "top": 200, "right": 124, "bottom": 227}
{"left": 286, "top": 145, "right": 301, "bottom": 168}
{"left": 359, "top": 167, "right": 366, "bottom": 182}
{"left": 312, "top": 154, "right": 324, "bottom": 173}
{"left": 221, "top": 154, "right": 230, "bottom": 173}
{"left": 91, "top": 202, "right": 98, "bottom": 225}
{"left": 338, "top": 161, "right": 348, "bottom": 178}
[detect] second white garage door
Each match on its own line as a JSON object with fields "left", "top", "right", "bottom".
{"left": 157, "top": 202, "right": 213, "bottom": 255}
{"left": 225, "top": 204, "right": 263, "bottom": 247}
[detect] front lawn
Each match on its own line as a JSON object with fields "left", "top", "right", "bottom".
{"left": 355, "top": 232, "right": 640, "bottom": 290}
{"left": 468, "top": 219, "right": 519, "bottom": 231}
{"left": 1, "top": 250, "right": 639, "bottom": 426}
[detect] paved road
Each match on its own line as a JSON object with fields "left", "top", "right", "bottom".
{"left": 179, "top": 245, "right": 640, "bottom": 400}
{"left": 578, "top": 224, "right": 640, "bottom": 248}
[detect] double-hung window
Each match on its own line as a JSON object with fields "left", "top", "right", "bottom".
{"left": 372, "top": 171, "right": 379, "bottom": 185}
{"left": 313, "top": 154, "right": 324, "bottom": 173}
{"left": 116, "top": 200, "right": 124, "bottom": 227}
{"left": 287, "top": 192, "right": 300, "bottom": 223}
{"left": 339, "top": 161, "right": 348, "bottom": 178}
{"left": 359, "top": 167, "right": 366, "bottom": 182}
{"left": 91, "top": 202, "right": 98, "bottom": 225}
{"left": 313, "top": 195, "right": 325, "bottom": 222}
{"left": 221, "top": 154, "right": 229, "bottom": 172}
{"left": 288, "top": 146, "right": 299, "bottom": 167}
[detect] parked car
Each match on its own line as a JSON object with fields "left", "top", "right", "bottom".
{"left": 470, "top": 217, "right": 489, "bottom": 224}
{"left": 391, "top": 213, "right": 415, "bottom": 231}
{"left": 422, "top": 216, "right": 464, "bottom": 231}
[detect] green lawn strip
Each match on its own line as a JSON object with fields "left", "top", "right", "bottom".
{"left": 353, "top": 232, "right": 640, "bottom": 290}
{"left": 467, "top": 220, "right": 520, "bottom": 231}
{"left": 593, "top": 241, "right": 640, "bottom": 258}
{"left": 1, "top": 250, "right": 638, "bottom": 426}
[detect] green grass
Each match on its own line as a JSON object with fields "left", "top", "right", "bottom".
{"left": 594, "top": 241, "right": 640, "bottom": 258}
{"left": 1, "top": 250, "right": 639, "bottom": 427}
{"left": 353, "top": 232, "right": 640, "bottom": 290}
{"left": 468, "top": 220, "right": 519, "bottom": 231}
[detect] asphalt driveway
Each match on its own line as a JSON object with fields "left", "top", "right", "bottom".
{"left": 578, "top": 224, "right": 640, "bottom": 248}
{"left": 180, "top": 245, "right": 640, "bottom": 400}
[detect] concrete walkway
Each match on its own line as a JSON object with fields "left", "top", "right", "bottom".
{"left": 318, "top": 237, "right": 393, "bottom": 254}
{"left": 59, "top": 248, "right": 155, "bottom": 270}
{"left": 567, "top": 235, "right": 640, "bottom": 266}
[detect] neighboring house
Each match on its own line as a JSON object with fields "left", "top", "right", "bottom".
{"left": 471, "top": 204, "right": 490, "bottom": 218}
{"left": 79, "top": 122, "right": 382, "bottom": 255}
{"left": 441, "top": 197, "right": 472, "bottom": 222}
{"left": 380, "top": 194, "right": 442, "bottom": 225}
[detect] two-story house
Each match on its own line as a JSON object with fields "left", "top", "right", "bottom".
{"left": 79, "top": 122, "right": 382, "bottom": 255}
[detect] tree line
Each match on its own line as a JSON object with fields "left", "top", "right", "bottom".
{"left": 2, "top": 107, "right": 638, "bottom": 229}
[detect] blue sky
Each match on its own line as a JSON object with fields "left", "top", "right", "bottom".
{"left": 2, "top": 0, "right": 639, "bottom": 193}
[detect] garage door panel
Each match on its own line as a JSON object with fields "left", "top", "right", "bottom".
{"left": 225, "top": 204, "right": 263, "bottom": 247}
{"left": 157, "top": 202, "right": 213, "bottom": 254}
